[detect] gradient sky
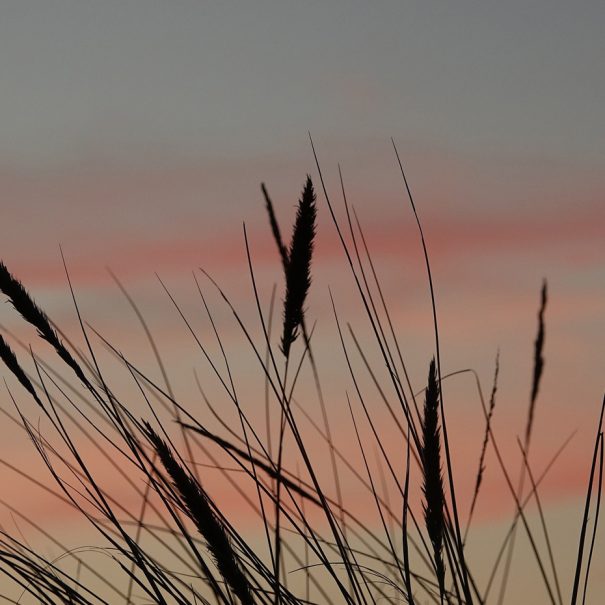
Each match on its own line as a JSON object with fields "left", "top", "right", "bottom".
{"left": 0, "top": 2, "right": 603, "bottom": 602}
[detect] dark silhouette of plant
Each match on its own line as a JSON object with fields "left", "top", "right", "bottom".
{"left": 0, "top": 159, "right": 601, "bottom": 605}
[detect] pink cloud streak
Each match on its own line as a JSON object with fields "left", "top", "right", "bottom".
{"left": 4, "top": 201, "right": 602, "bottom": 289}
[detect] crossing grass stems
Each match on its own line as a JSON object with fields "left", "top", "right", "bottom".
{"left": 0, "top": 148, "right": 602, "bottom": 604}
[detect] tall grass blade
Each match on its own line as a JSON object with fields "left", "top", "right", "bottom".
{"left": 570, "top": 395, "right": 605, "bottom": 605}
{"left": 391, "top": 140, "right": 473, "bottom": 605}
{"left": 262, "top": 183, "right": 289, "bottom": 273}
{"left": 581, "top": 432, "right": 603, "bottom": 605}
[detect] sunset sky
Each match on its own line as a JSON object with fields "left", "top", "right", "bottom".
{"left": 0, "top": 2, "right": 603, "bottom": 602}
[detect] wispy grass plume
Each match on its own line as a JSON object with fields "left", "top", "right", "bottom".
{"left": 525, "top": 279, "right": 547, "bottom": 446}
{"left": 0, "top": 261, "right": 88, "bottom": 386}
{"left": 465, "top": 352, "right": 499, "bottom": 540}
{"left": 280, "top": 176, "right": 316, "bottom": 358}
{"left": 144, "top": 422, "right": 255, "bottom": 605}
{"left": 421, "top": 358, "right": 446, "bottom": 602}
{"left": 0, "top": 334, "right": 43, "bottom": 408}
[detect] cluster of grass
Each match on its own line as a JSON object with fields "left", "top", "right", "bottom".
{"left": 0, "top": 145, "right": 602, "bottom": 604}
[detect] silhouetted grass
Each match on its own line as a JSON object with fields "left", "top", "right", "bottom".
{"left": 0, "top": 156, "right": 601, "bottom": 605}
{"left": 144, "top": 422, "right": 255, "bottom": 605}
{"left": 421, "top": 359, "right": 446, "bottom": 603}
{"left": 280, "top": 175, "right": 316, "bottom": 359}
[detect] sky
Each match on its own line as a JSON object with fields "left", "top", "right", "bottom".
{"left": 0, "top": 2, "right": 603, "bottom": 602}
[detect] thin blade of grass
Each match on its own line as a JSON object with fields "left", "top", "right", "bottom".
{"left": 570, "top": 394, "right": 605, "bottom": 605}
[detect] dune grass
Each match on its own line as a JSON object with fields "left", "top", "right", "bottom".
{"left": 0, "top": 149, "right": 602, "bottom": 604}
